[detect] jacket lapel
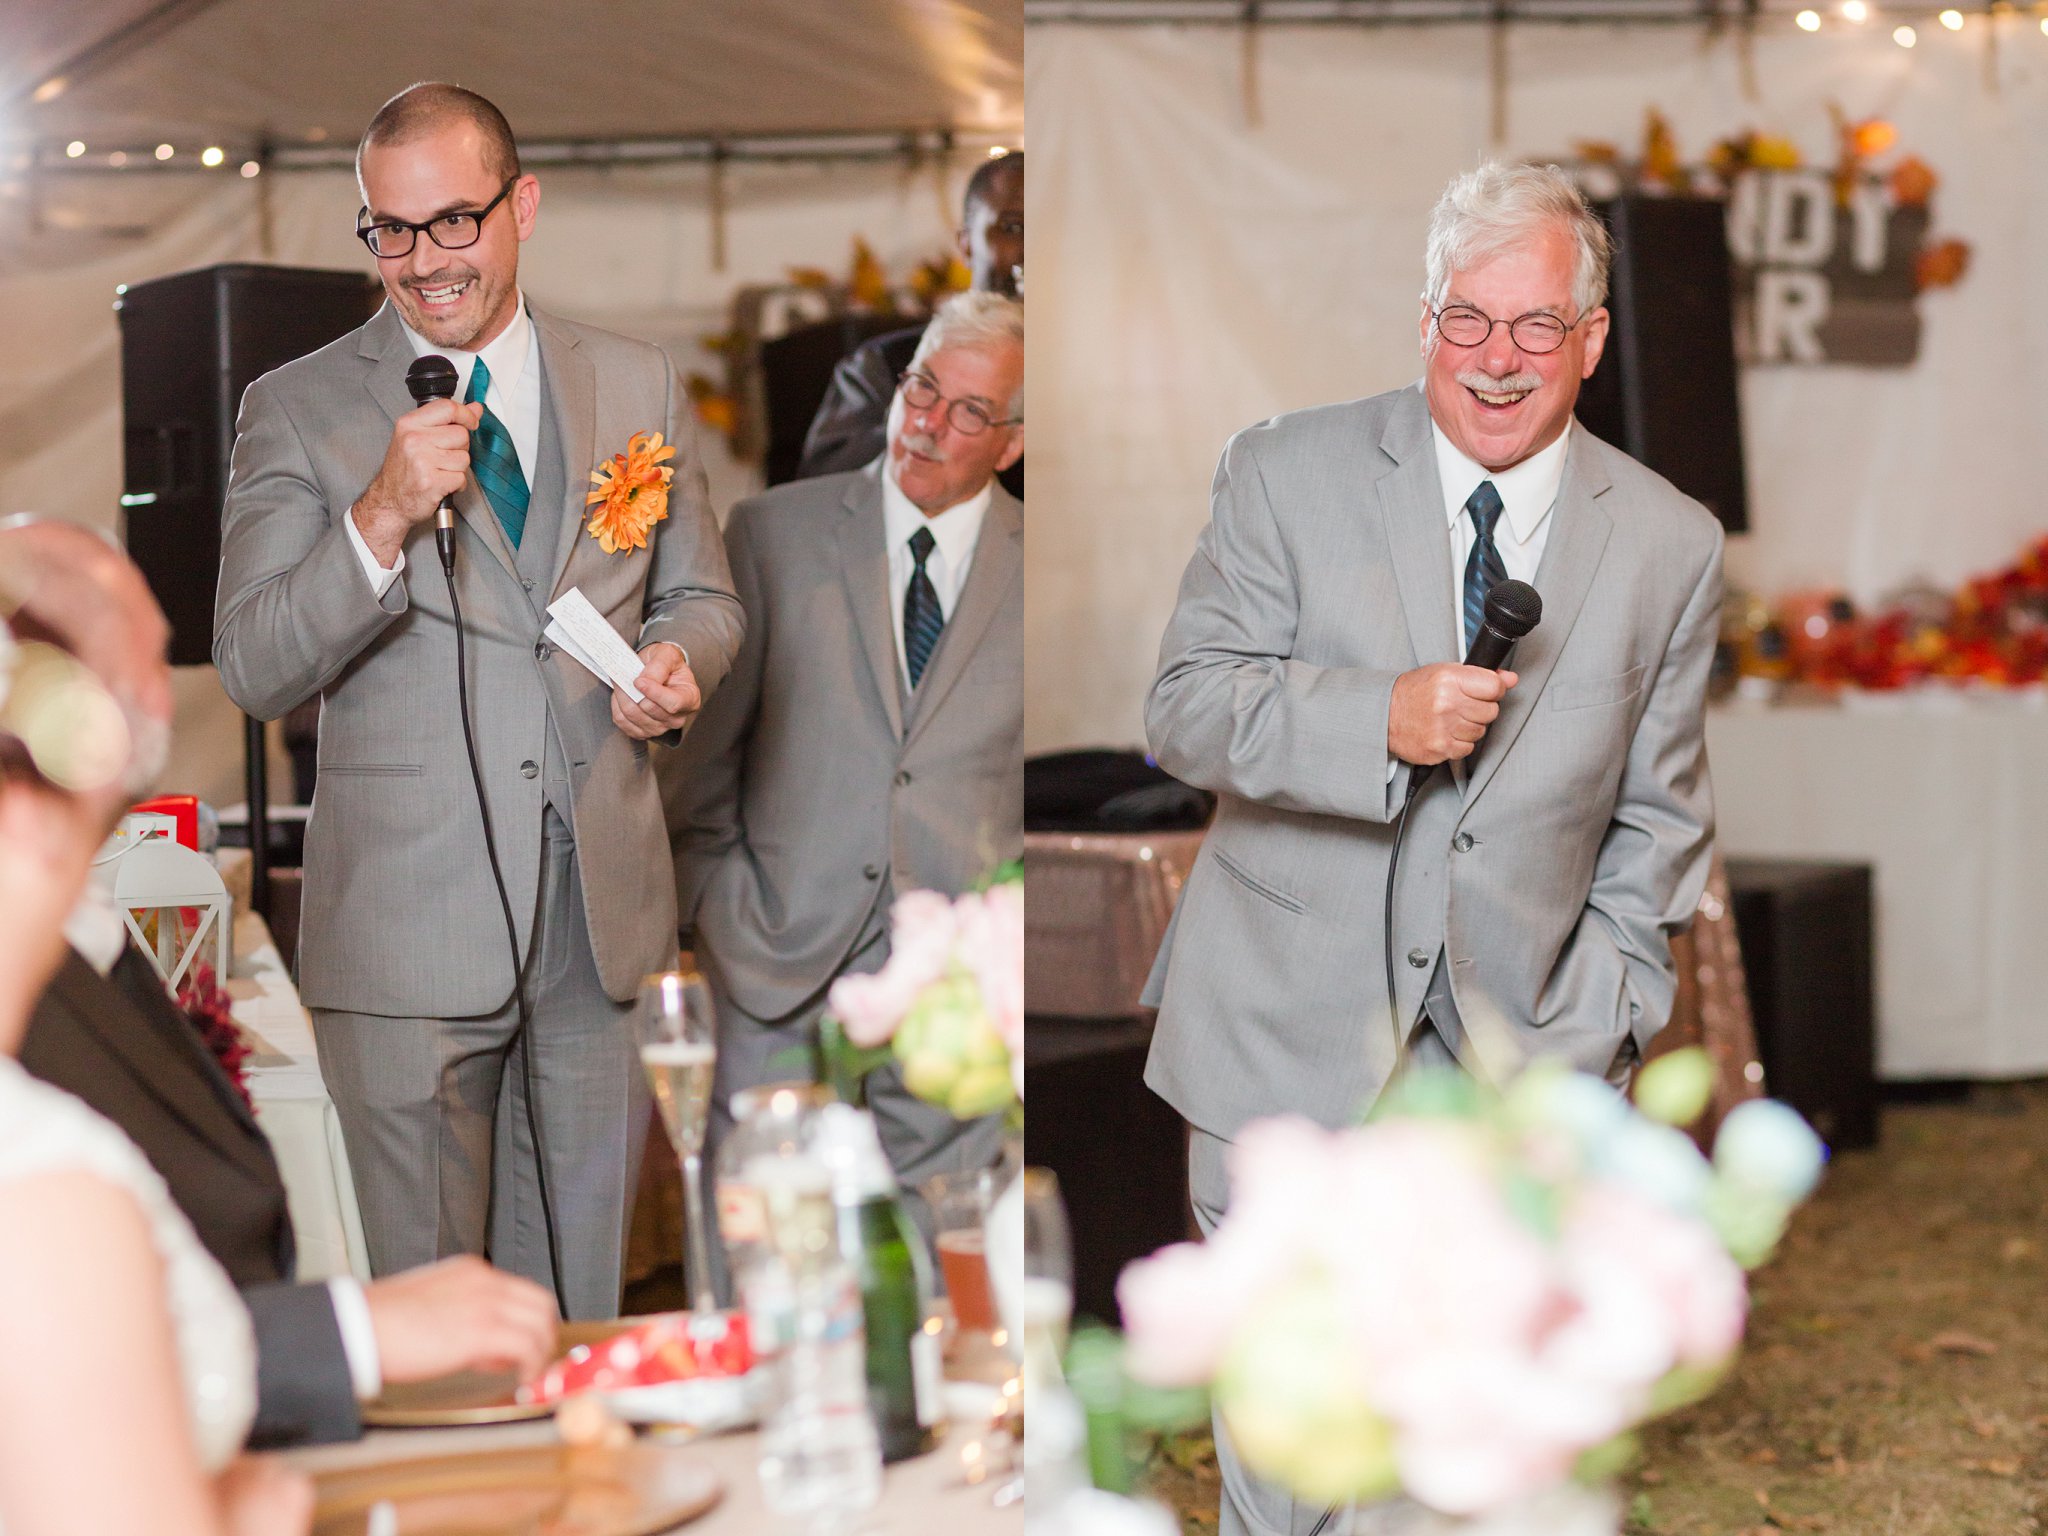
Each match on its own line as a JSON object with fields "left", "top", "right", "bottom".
{"left": 904, "top": 484, "right": 1021, "bottom": 748}
{"left": 359, "top": 303, "right": 521, "bottom": 583}
{"left": 1458, "top": 427, "right": 1614, "bottom": 813}
{"left": 836, "top": 468, "right": 905, "bottom": 739}
{"left": 57, "top": 949, "right": 276, "bottom": 1182}
{"left": 537, "top": 310, "right": 600, "bottom": 601}
{"left": 1376, "top": 388, "right": 1460, "bottom": 671}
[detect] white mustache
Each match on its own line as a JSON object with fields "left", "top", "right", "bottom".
{"left": 1456, "top": 367, "right": 1543, "bottom": 395}
{"left": 899, "top": 430, "right": 944, "bottom": 461}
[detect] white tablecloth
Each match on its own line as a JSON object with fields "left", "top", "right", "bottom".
{"left": 230, "top": 910, "right": 371, "bottom": 1281}
{"left": 1707, "top": 691, "right": 2048, "bottom": 1080}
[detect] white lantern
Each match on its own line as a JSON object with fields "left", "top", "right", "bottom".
{"left": 110, "top": 833, "right": 231, "bottom": 993}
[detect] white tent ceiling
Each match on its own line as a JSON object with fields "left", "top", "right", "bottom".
{"left": 2, "top": 0, "right": 1023, "bottom": 156}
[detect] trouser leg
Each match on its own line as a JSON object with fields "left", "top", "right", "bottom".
{"left": 488, "top": 812, "right": 652, "bottom": 1320}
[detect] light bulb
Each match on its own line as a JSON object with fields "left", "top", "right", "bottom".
{"left": 1894, "top": 22, "right": 1917, "bottom": 42}
{"left": 64, "top": 140, "right": 84, "bottom": 158}
{"left": 1797, "top": 8, "right": 1823, "bottom": 27}
{"left": 154, "top": 143, "right": 173, "bottom": 161}
{"left": 201, "top": 146, "right": 224, "bottom": 167}
{"left": 1940, "top": 8, "right": 1964, "bottom": 25}
{"left": 1842, "top": 0, "right": 1869, "bottom": 21}
{"left": 239, "top": 160, "right": 260, "bottom": 178}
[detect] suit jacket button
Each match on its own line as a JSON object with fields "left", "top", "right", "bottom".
{"left": 520, "top": 760, "right": 538, "bottom": 779}
{"left": 862, "top": 863, "right": 882, "bottom": 881}
{"left": 894, "top": 770, "right": 912, "bottom": 787}
{"left": 534, "top": 640, "right": 552, "bottom": 661}
{"left": 1407, "top": 948, "right": 1431, "bottom": 969}
{"left": 1453, "top": 832, "right": 1474, "bottom": 852}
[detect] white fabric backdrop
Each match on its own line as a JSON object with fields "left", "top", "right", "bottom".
{"left": 1025, "top": 21, "right": 2048, "bottom": 752}
{"left": 0, "top": 156, "right": 993, "bottom": 805}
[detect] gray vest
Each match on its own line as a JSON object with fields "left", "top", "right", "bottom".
{"left": 508, "top": 366, "right": 575, "bottom": 829}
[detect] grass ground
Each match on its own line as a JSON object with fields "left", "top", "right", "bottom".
{"left": 1141, "top": 1082, "right": 2048, "bottom": 1535}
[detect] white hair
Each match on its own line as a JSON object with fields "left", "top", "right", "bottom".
{"left": 1423, "top": 161, "right": 1612, "bottom": 317}
{"left": 909, "top": 290, "right": 1024, "bottom": 420}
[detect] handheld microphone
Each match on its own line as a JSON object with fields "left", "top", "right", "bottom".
{"left": 404, "top": 354, "right": 461, "bottom": 576}
{"left": 1404, "top": 578, "right": 1543, "bottom": 803}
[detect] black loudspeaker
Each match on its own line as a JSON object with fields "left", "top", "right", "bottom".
{"left": 758, "top": 313, "right": 911, "bottom": 487}
{"left": 1725, "top": 858, "right": 1878, "bottom": 1151}
{"left": 118, "top": 264, "right": 379, "bottom": 665}
{"left": 1578, "top": 197, "right": 1749, "bottom": 534}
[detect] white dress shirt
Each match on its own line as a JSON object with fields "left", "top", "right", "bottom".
{"left": 347, "top": 293, "right": 543, "bottom": 596}
{"left": 1385, "top": 419, "right": 1573, "bottom": 783}
{"left": 881, "top": 463, "right": 992, "bottom": 688}
{"left": 62, "top": 884, "right": 385, "bottom": 1400}
{"left": 1428, "top": 416, "right": 1570, "bottom": 613}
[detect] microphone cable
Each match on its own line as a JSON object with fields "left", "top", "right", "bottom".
{"left": 439, "top": 537, "right": 570, "bottom": 1321}
{"left": 411, "top": 347, "right": 570, "bottom": 1320}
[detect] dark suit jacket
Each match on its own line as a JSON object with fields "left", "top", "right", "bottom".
{"left": 21, "top": 946, "right": 361, "bottom": 1446}
{"left": 796, "top": 325, "right": 1025, "bottom": 500}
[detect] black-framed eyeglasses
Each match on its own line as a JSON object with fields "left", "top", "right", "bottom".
{"left": 355, "top": 177, "right": 517, "bottom": 259}
{"left": 898, "top": 370, "right": 1021, "bottom": 437}
{"left": 1430, "top": 303, "right": 1586, "bottom": 356}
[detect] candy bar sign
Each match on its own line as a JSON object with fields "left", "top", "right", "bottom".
{"left": 1726, "top": 168, "right": 1930, "bottom": 367}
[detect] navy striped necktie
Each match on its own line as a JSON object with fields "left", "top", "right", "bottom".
{"left": 1461, "top": 480, "right": 1508, "bottom": 653}
{"left": 904, "top": 525, "right": 944, "bottom": 687}
{"left": 466, "top": 357, "right": 529, "bottom": 549}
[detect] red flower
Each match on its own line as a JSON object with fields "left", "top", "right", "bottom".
{"left": 177, "top": 963, "right": 252, "bottom": 1114}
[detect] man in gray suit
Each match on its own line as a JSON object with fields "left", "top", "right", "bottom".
{"left": 667, "top": 292, "right": 1023, "bottom": 1251}
{"left": 214, "top": 84, "right": 743, "bottom": 1319}
{"left": 1143, "top": 162, "right": 1721, "bottom": 1536}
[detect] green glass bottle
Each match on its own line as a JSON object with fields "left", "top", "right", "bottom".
{"left": 817, "top": 1104, "right": 944, "bottom": 1463}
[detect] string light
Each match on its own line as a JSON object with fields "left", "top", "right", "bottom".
{"left": 1797, "top": 7, "right": 1822, "bottom": 25}
{"left": 108, "top": 151, "right": 126, "bottom": 168}
{"left": 153, "top": 143, "right": 173, "bottom": 161}
{"left": 31, "top": 77, "right": 66, "bottom": 104}
{"left": 201, "top": 146, "right": 224, "bottom": 167}
{"left": 239, "top": 160, "right": 261, "bottom": 178}
{"left": 1841, "top": 0, "right": 1869, "bottom": 22}
{"left": 1940, "top": 7, "right": 1964, "bottom": 24}
{"left": 1894, "top": 21, "right": 1918, "bottom": 41}
{"left": 2040, "top": 12, "right": 2048, "bottom": 31}
{"left": 64, "top": 140, "right": 84, "bottom": 158}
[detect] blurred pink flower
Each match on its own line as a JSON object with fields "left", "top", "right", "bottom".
{"left": 824, "top": 888, "right": 963, "bottom": 1047}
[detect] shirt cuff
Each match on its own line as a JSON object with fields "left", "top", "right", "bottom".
{"left": 325, "top": 1277, "right": 383, "bottom": 1401}
{"left": 344, "top": 505, "right": 406, "bottom": 599}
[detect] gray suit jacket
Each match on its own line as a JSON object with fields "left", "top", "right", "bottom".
{"left": 214, "top": 302, "right": 744, "bottom": 1017}
{"left": 665, "top": 463, "right": 1023, "bottom": 1023}
{"left": 1143, "top": 384, "right": 1722, "bottom": 1139}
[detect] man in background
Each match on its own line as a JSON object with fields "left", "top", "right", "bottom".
{"left": 798, "top": 150, "right": 1024, "bottom": 499}
{"left": 213, "top": 83, "right": 743, "bottom": 1318}
{"left": 669, "top": 292, "right": 1024, "bottom": 1270}
{"left": 6, "top": 517, "right": 558, "bottom": 1448}
{"left": 1142, "top": 162, "right": 1722, "bottom": 1536}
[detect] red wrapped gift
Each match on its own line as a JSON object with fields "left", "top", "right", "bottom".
{"left": 518, "top": 1311, "right": 753, "bottom": 1405}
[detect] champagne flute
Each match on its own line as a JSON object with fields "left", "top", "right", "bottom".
{"left": 636, "top": 970, "right": 719, "bottom": 1314}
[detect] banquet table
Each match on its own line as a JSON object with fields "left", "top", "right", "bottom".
{"left": 1706, "top": 690, "right": 2048, "bottom": 1080}
{"left": 283, "top": 1409, "right": 1022, "bottom": 1534}
{"left": 228, "top": 908, "right": 372, "bottom": 1281}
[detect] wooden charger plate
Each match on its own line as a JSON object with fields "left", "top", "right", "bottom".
{"left": 312, "top": 1442, "right": 722, "bottom": 1536}
{"left": 363, "top": 1320, "right": 641, "bottom": 1429}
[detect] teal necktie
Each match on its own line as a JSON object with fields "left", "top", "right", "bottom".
{"left": 466, "top": 357, "right": 529, "bottom": 549}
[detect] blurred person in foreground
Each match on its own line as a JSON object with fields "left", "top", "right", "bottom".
{"left": 796, "top": 149, "right": 1024, "bottom": 499}
{"left": 10, "top": 519, "right": 558, "bottom": 1449}
{"left": 667, "top": 291, "right": 1024, "bottom": 1281}
{"left": 211, "top": 83, "right": 742, "bottom": 1316}
{"left": 1142, "top": 162, "right": 1722, "bottom": 1536}
{"left": 0, "top": 532, "right": 309, "bottom": 1534}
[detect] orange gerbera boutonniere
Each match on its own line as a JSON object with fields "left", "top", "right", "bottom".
{"left": 584, "top": 431, "right": 676, "bottom": 554}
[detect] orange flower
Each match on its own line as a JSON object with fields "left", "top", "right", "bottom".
{"left": 584, "top": 431, "right": 675, "bottom": 554}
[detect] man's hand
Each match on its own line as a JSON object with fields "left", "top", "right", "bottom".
{"left": 363, "top": 1255, "right": 559, "bottom": 1386}
{"left": 612, "top": 641, "right": 701, "bottom": 740}
{"left": 214, "top": 1454, "right": 313, "bottom": 1536}
{"left": 350, "top": 398, "right": 484, "bottom": 567}
{"left": 1388, "top": 663, "right": 1519, "bottom": 766}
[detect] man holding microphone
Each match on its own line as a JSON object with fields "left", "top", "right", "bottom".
{"left": 214, "top": 82, "right": 742, "bottom": 1318}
